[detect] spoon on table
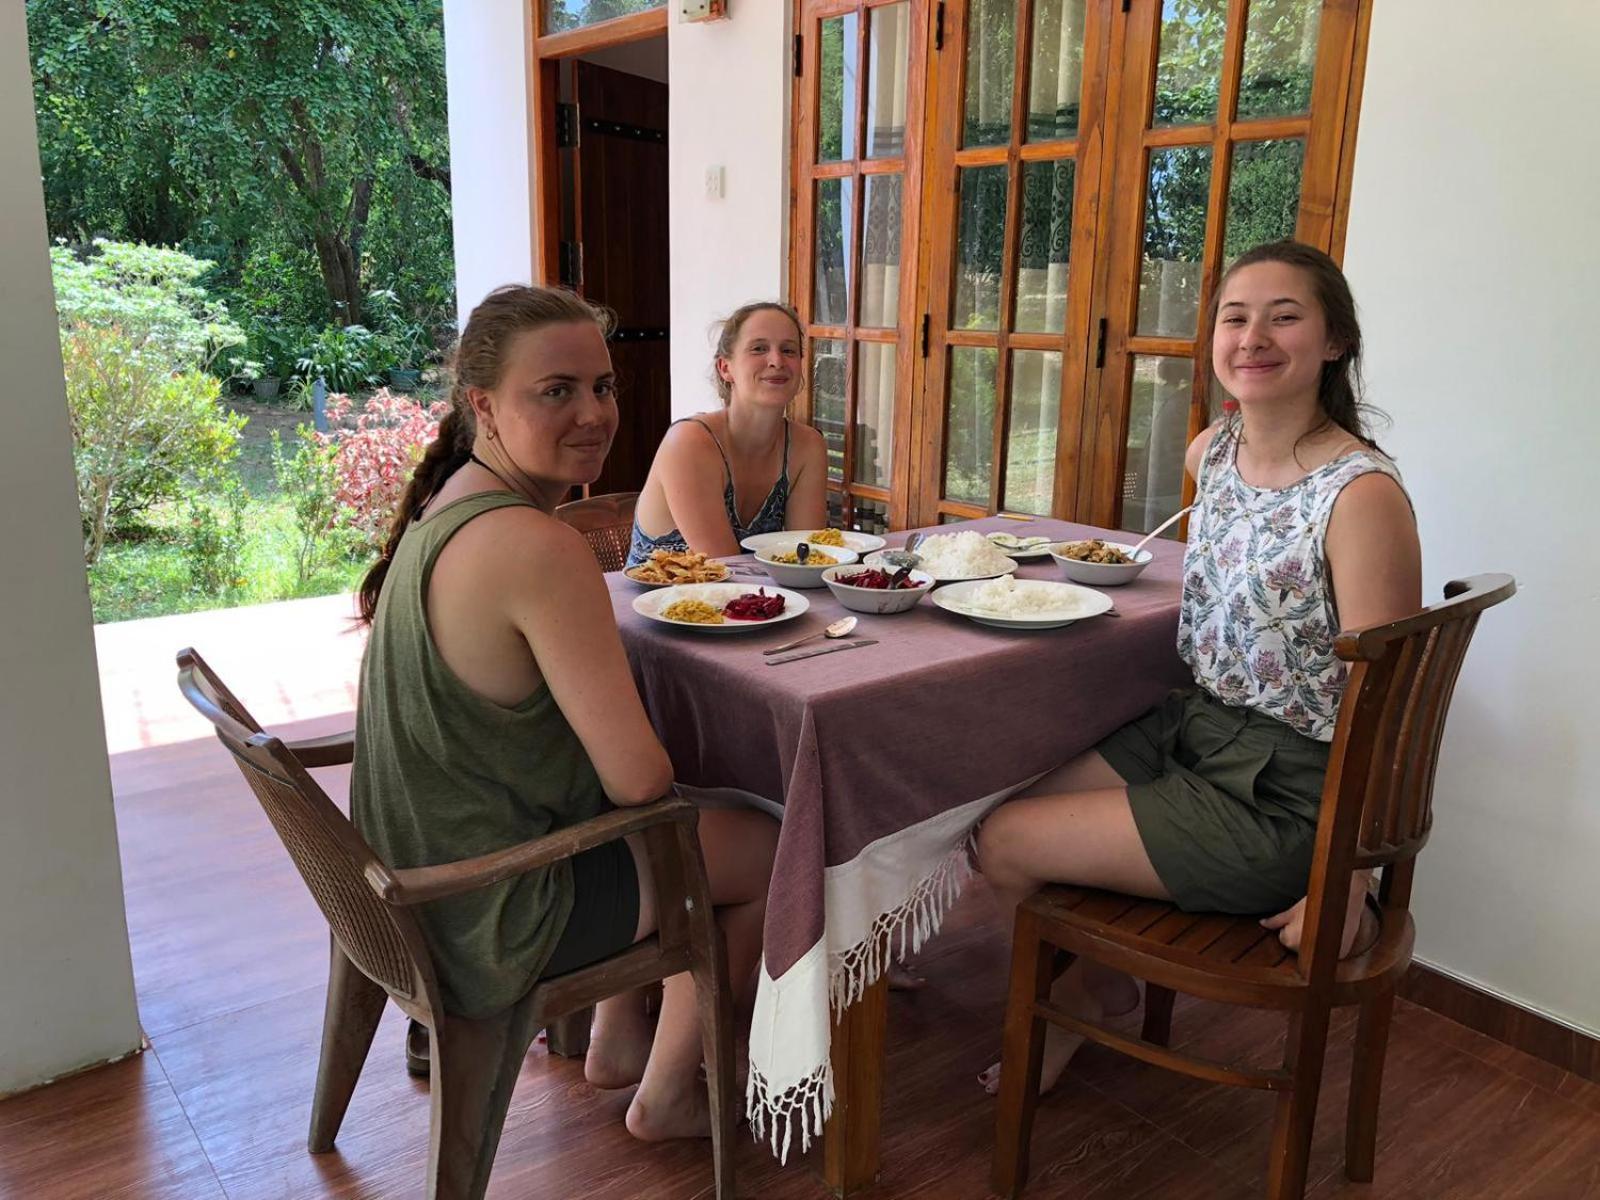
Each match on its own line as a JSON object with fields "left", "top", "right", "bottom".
{"left": 1126, "top": 504, "right": 1195, "bottom": 559}
{"left": 877, "top": 530, "right": 923, "bottom": 571}
{"left": 763, "top": 615, "right": 858, "bottom": 656}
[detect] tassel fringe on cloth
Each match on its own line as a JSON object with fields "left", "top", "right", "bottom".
{"left": 744, "top": 779, "right": 1039, "bottom": 1162}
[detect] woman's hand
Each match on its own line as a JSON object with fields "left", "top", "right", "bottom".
{"left": 1260, "top": 897, "right": 1307, "bottom": 950}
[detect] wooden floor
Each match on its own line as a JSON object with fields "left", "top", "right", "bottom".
{"left": 5, "top": 606, "right": 1600, "bottom": 1197}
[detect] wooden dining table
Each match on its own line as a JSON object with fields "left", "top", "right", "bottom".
{"left": 607, "top": 516, "right": 1190, "bottom": 1195}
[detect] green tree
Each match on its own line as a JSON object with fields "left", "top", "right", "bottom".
{"left": 27, "top": 0, "right": 453, "bottom": 327}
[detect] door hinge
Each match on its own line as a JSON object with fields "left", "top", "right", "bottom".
{"left": 934, "top": 2, "right": 946, "bottom": 51}
{"left": 920, "top": 313, "right": 931, "bottom": 358}
{"left": 1094, "top": 317, "right": 1108, "bottom": 369}
{"left": 559, "top": 241, "right": 582, "bottom": 288}
{"left": 556, "top": 102, "right": 579, "bottom": 149}
{"left": 1122, "top": 0, "right": 1131, "bottom": 11}
{"left": 793, "top": 32, "right": 803, "bottom": 78}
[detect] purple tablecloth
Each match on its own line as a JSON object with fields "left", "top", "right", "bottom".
{"left": 609, "top": 516, "right": 1189, "bottom": 1157}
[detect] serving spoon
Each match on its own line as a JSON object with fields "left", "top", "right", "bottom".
{"left": 763, "top": 615, "right": 858, "bottom": 656}
{"left": 877, "top": 530, "right": 924, "bottom": 571}
{"left": 1126, "top": 504, "right": 1195, "bottom": 559}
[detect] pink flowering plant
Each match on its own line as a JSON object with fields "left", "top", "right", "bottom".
{"left": 322, "top": 388, "right": 450, "bottom": 548}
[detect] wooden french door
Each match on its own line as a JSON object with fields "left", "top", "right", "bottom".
{"left": 790, "top": 0, "right": 929, "bottom": 534}
{"left": 1081, "top": 0, "right": 1367, "bottom": 532}
{"left": 790, "top": 0, "right": 1369, "bottom": 535}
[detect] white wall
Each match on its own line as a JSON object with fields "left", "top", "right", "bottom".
{"left": 442, "top": 0, "right": 537, "bottom": 326}
{"left": 1343, "top": 0, "right": 1600, "bottom": 1033}
{"left": 667, "top": 3, "right": 793, "bottom": 415}
{"left": 0, "top": 3, "right": 143, "bottom": 1094}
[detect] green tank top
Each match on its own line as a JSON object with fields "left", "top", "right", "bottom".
{"left": 351, "top": 491, "right": 607, "bottom": 1018}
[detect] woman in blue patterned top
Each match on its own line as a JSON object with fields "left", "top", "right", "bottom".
{"left": 975, "top": 242, "right": 1421, "bottom": 1096}
{"left": 627, "top": 302, "right": 828, "bottom": 567}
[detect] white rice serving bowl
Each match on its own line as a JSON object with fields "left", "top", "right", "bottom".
{"left": 866, "top": 530, "right": 1015, "bottom": 581}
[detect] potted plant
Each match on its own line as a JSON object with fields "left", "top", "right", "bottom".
{"left": 234, "top": 358, "right": 279, "bottom": 399}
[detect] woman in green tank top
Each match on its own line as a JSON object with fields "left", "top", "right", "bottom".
{"left": 352, "top": 285, "right": 778, "bottom": 1143}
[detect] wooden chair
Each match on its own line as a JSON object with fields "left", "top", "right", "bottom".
{"left": 555, "top": 490, "right": 639, "bottom": 573}
{"left": 176, "top": 648, "right": 736, "bottom": 1200}
{"left": 991, "top": 574, "right": 1516, "bottom": 1200}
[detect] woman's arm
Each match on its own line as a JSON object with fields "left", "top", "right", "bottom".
{"left": 784, "top": 421, "right": 830, "bottom": 530}
{"left": 500, "top": 518, "right": 675, "bottom": 806}
{"left": 1324, "top": 472, "right": 1422, "bottom": 631}
{"left": 651, "top": 420, "right": 742, "bottom": 557}
{"left": 1262, "top": 471, "right": 1420, "bottom": 953}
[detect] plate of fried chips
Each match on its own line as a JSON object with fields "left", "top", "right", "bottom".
{"left": 623, "top": 549, "right": 732, "bottom": 587}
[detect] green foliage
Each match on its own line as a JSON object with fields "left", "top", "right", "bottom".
{"left": 62, "top": 324, "right": 246, "bottom": 564}
{"left": 182, "top": 478, "right": 250, "bottom": 595}
{"left": 295, "top": 324, "right": 386, "bottom": 393}
{"left": 270, "top": 427, "right": 345, "bottom": 584}
{"left": 49, "top": 239, "right": 245, "bottom": 370}
{"left": 27, "top": 0, "right": 456, "bottom": 333}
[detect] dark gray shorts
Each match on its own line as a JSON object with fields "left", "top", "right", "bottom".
{"left": 542, "top": 837, "right": 641, "bottom": 978}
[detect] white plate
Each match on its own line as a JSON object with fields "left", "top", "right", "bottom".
{"left": 631, "top": 582, "right": 810, "bottom": 632}
{"left": 740, "top": 529, "right": 887, "bottom": 556}
{"left": 861, "top": 549, "right": 1018, "bottom": 584}
{"left": 930, "top": 578, "right": 1112, "bottom": 630}
{"left": 621, "top": 562, "right": 732, "bottom": 588}
{"left": 986, "top": 533, "right": 1057, "bottom": 561}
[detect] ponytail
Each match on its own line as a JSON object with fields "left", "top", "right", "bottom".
{"left": 356, "top": 403, "right": 472, "bottom": 624}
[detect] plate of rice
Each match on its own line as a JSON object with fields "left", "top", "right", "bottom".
{"left": 632, "top": 582, "right": 810, "bottom": 633}
{"left": 930, "top": 577, "right": 1112, "bottom": 630}
{"left": 863, "top": 530, "right": 1017, "bottom": 582}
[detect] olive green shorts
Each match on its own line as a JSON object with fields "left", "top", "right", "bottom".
{"left": 1097, "top": 688, "right": 1330, "bottom": 915}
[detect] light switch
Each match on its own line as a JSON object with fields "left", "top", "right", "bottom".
{"left": 704, "top": 165, "right": 725, "bottom": 199}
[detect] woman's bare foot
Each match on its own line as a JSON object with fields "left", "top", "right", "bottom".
{"left": 978, "top": 961, "right": 1105, "bottom": 1096}
{"left": 887, "top": 959, "right": 927, "bottom": 991}
{"left": 1086, "top": 966, "right": 1140, "bottom": 1017}
{"left": 625, "top": 1083, "right": 712, "bottom": 1141}
{"left": 584, "top": 994, "right": 653, "bottom": 1089}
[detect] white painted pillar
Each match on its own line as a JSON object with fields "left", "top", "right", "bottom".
{"left": 0, "top": 2, "right": 143, "bottom": 1096}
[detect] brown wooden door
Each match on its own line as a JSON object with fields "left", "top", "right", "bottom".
{"left": 566, "top": 60, "right": 671, "bottom": 496}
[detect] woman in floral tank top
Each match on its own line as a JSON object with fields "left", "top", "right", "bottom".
{"left": 976, "top": 243, "right": 1421, "bottom": 1098}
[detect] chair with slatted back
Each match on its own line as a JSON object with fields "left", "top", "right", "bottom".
{"left": 176, "top": 648, "right": 736, "bottom": 1200}
{"left": 555, "top": 491, "right": 639, "bottom": 573}
{"left": 990, "top": 574, "right": 1516, "bottom": 1200}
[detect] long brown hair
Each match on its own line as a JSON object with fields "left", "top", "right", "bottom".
{"left": 1203, "top": 240, "right": 1384, "bottom": 449}
{"left": 711, "top": 301, "right": 805, "bottom": 403}
{"left": 356, "top": 284, "right": 611, "bottom": 624}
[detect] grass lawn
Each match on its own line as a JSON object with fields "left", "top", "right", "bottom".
{"left": 84, "top": 386, "right": 448, "bottom": 624}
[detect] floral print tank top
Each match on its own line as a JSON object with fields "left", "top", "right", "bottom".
{"left": 1178, "top": 420, "right": 1408, "bottom": 743}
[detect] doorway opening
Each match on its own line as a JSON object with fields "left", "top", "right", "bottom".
{"left": 537, "top": 23, "right": 670, "bottom": 496}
